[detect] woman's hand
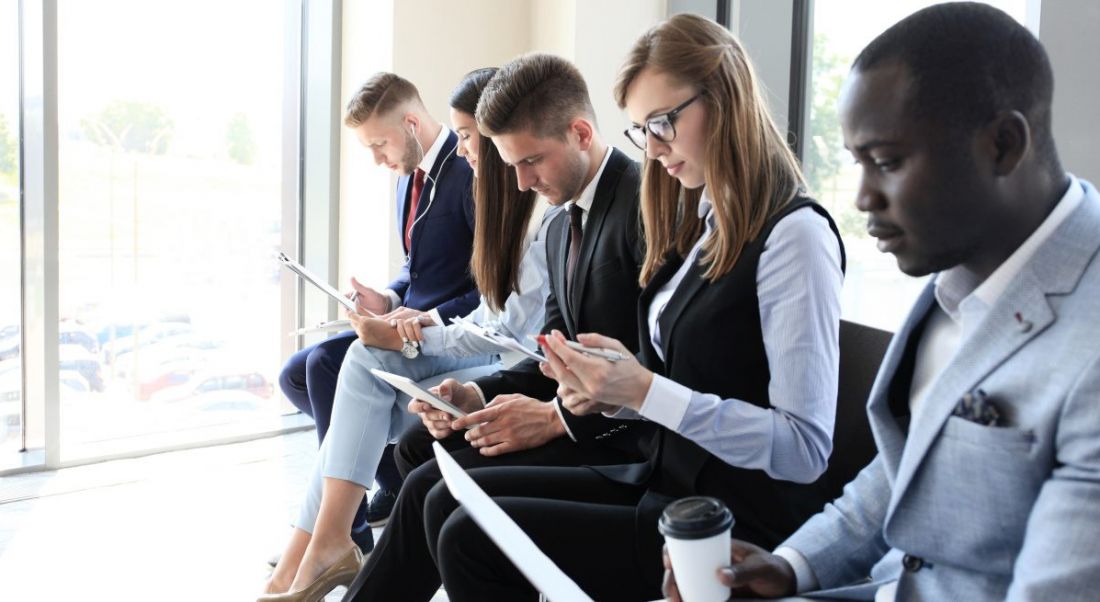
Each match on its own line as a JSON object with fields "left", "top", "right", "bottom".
{"left": 537, "top": 330, "right": 653, "bottom": 412}
{"left": 395, "top": 313, "right": 434, "bottom": 345}
{"left": 382, "top": 306, "right": 427, "bottom": 322}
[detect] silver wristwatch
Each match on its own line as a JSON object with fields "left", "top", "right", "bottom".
{"left": 401, "top": 340, "right": 420, "bottom": 359}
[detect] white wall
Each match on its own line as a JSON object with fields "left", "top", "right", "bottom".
{"left": 530, "top": 0, "right": 576, "bottom": 58}
{"left": 339, "top": 0, "right": 394, "bottom": 290}
{"left": 573, "top": 0, "right": 666, "bottom": 161}
{"left": 338, "top": 0, "right": 667, "bottom": 286}
{"left": 1041, "top": 0, "right": 1100, "bottom": 182}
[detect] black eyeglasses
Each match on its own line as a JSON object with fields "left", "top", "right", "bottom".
{"left": 623, "top": 91, "right": 706, "bottom": 151}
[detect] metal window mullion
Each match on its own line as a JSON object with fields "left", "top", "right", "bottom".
{"left": 300, "top": 0, "right": 342, "bottom": 334}
{"left": 19, "top": 0, "right": 60, "bottom": 467}
{"left": 789, "top": 0, "right": 811, "bottom": 160}
{"left": 281, "top": 0, "right": 304, "bottom": 374}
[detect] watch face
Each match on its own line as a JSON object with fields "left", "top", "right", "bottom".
{"left": 401, "top": 341, "right": 420, "bottom": 359}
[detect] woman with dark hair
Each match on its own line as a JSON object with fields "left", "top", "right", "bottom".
{"left": 258, "top": 67, "right": 552, "bottom": 602}
{"left": 426, "top": 14, "right": 845, "bottom": 601}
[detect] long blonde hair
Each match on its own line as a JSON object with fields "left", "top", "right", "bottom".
{"left": 614, "top": 14, "right": 806, "bottom": 285}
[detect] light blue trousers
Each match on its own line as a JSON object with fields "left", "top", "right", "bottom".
{"left": 295, "top": 341, "right": 499, "bottom": 532}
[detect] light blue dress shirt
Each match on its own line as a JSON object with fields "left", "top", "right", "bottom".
{"left": 616, "top": 191, "right": 844, "bottom": 484}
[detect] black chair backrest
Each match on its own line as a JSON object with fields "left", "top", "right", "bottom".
{"left": 819, "top": 319, "right": 894, "bottom": 501}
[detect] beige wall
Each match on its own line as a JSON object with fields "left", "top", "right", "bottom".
{"left": 339, "top": 0, "right": 668, "bottom": 287}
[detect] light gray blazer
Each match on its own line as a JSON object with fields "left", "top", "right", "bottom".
{"left": 784, "top": 179, "right": 1100, "bottom": 601}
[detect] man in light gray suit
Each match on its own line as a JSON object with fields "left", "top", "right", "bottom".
{"left": 661, "top": 3, "right": 1100, "bottom": 601}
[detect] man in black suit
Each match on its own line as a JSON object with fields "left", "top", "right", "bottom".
{"left": 343, "top": 54, "right": 652, "bottom": 601}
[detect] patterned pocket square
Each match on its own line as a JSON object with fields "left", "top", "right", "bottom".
{"left": 952, "top": 388, "right": 1001, "bottom": 426}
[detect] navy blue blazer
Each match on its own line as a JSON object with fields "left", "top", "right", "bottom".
{"left": 387, "top": 130, "right": 478, "bottom": 320}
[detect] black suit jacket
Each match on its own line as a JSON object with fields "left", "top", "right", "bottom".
{"left": 474, "top": 147, "right": 649, "bottom": 446}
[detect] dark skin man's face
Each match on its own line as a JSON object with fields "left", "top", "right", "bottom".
{"left": 840, "top": 62, "right": 1000, "bottom": 278}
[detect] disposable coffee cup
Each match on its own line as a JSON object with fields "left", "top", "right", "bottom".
{"left": 659, "top": 496, "right": 734, "bottom": 602}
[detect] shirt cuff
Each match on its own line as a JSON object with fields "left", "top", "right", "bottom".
{"left": 428, "top": 308, "right": 444, "bottom": 326}
{"left": 773, "top": 547, "right": 819, "bottom": 594}
{"left": 553, "top": 398, "right": 578, "bottom": 442}
{"left": 637, "top": 374, "right": 693, "bottom": 431}
{"left": 419, "top": 325, "right": 445, "bottom": 356}
{"left": 383, "top": 289, "right": 401, "bottom": 312}
{"left": 467, "top": 382, "right": 488, "bottom": 408}
{"left": 602, "top": 406, "right": 642, "bottom": 420}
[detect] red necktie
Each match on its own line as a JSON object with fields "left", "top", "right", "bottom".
{"left": 405, "top": 168, "right": 425, "bottom": 251}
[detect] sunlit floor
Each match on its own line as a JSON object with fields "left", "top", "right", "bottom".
{"left": 0, "top": 430, "right": 448, "bottom": 601}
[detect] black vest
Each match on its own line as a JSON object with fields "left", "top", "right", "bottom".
{"left": 635, "top": 198, "right": 846, "bottom": 550}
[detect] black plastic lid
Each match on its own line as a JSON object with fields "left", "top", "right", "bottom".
{"left": 658, "top": 496, "right": 734, "bottom": 540}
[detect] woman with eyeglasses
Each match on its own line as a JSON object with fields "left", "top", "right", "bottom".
{"left": 423, "top": 14, "right": 845, "bottom": 601}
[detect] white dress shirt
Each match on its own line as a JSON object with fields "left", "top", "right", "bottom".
{"left": 777, "top": 174, "right": 1085, "bottom": 599}
{"left": 466, "top": 147, "right": 613, "bottom": 430}
{"left": 616, "top": 188, "right": 845, "bottom": 483}
{"left": 418, "top": 206, "right": 559, "bottom": 359}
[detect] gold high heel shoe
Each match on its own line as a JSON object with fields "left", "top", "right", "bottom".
{"left": 257, "top": 546, "right": 364, "bottom": 602}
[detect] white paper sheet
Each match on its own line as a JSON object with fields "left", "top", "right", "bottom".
{"left": 433, "top": 442, "right": 594, "bottom": 602}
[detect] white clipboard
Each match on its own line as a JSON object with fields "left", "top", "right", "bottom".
{"left": 288, "top": 319, "right": 352, "bottom": 337}
{"left": 433, "top": 442, "right": 595, "bottom": 602}
{"left": 277, "top": 251, "right": 358, "bottom": 313}
{"left": 449, "top": 316, "right": 547, "bottom": 363}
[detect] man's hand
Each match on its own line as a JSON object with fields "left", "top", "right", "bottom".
{"left": 346, "top": 312, "right": 402, "bottom": 351}
{"left": 450, "top": 394, "right": 566, "bottom": 456}
{"left": 349, "top": 276, "right": 390, "bottom": 316}
{"left": 407, "top": 379, "right": 484, "bottom": 440}
{"left": 662, "top": 539, "right": 797, "bottom": 601}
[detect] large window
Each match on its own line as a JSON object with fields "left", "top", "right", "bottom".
{"left": 51, "top": 0, "right": 297, "bottom": 458}
{"left": 0, "top": 2, "right": 21, "bottom": 456}
{"left": 804, "top": 0, "right": 1032, "bottom": 331}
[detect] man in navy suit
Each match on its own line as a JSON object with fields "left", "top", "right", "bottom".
{"left": 277, "top": 72, "right": 478, "bottom": 551}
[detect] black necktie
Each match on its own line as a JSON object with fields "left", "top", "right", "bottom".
{"left": 566, "top": 203, "right": 584, "bottom": 311}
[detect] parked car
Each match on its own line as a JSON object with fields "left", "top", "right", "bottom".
{"left": 59, "top": 344, "right": 105, "bottom": 392}
{"left": 151, "top": 370, "right": 274, "bottom": 403}
{"left": 0, "top": 321, "right": 102, "bottom": 361}
{"left": 0, "top": 362, "right": 22, "bottom": 436}
{"left": 101, "top": 321, "right": 194, "bottom": 365}
{"left": 134, "top": 359, "right": 202, "bottom": 401}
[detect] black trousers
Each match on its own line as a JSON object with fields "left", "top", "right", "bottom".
{"left": 430, "top": 465, "right": 665, "bottom": 602}
{"left": 341, "top": 425, "right": 649, "bottom": 601}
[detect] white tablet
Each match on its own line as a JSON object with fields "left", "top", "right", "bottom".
{"left": 370, "top": 368, "right": 468, "bottom": 420}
